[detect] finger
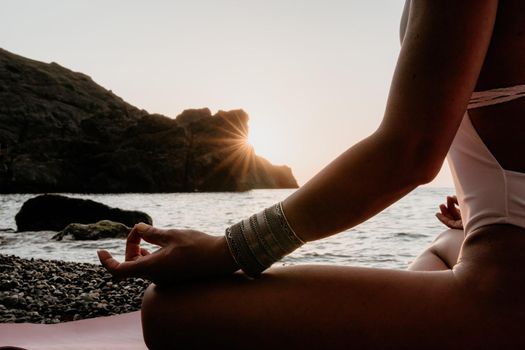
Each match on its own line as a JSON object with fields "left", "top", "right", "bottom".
{"left": 98, "top": 249, "right": 121, "bottom": 272}
{"left": 98, "top": 249, "right": 148, "bottom": 278}
{"left": 125, "top": 224, "right": 167, "bottom": 261}
{"left": 125, "top": 226, "right": 142, "bottom": 261}
{"left": 446, "top": 197, "right": 461, "bottom": 220}
{"left": 134, "top": 223, "right": 169, "bottom": 246}
{"left": 98, "top": 249, "right": 143, "bottom": 277}
{"left": 436, "top": 213, "right": 463, "bottom": 230}
{"left": 436, "top": 213, "right": 456, "bottom": 228}
{"left": 447, "top": 196, "right": 456, "bottom": 209}
{"left": 436, "top": 213, "right": 450, "bottom": 226}
{"left": 439, "top": 204, "right": 453, "bottom": 219}
{"left": 450, "top": 207, "right": 461, "bottom": 221}
{"left": 447, "top": 195, "right": 460, "bottom": 210}
{"left": 439, "top": 203, "right": 448, "bottom": 214}
{"left": 140, "top": 247, "right": 151, "bottom": 256}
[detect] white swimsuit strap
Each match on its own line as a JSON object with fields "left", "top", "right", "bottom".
{"left": 468, "top": 84, "right": 525, "bottom": 109}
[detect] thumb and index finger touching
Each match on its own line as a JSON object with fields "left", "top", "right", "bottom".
{"left": 125, "top": 223, "right": 168, "bottom": 260}
{"left": 97, "top": 223, "right": 169, "bottom": 278}
{"left": 129, "top": 223, "right": 169, "bottom": 246}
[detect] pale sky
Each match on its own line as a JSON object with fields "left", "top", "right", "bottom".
{"left": 1, "top": 0, "right": 453, "bottom": 187}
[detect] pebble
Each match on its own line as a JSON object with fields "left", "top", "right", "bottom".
{"left": 0, "top": 254, "right": 149, "bottom": 324}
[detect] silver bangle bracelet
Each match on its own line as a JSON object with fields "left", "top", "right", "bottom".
{"left": 225, "top": 202, "right": 305, "bottom": 278}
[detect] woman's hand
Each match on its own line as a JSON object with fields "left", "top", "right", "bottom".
{"left": 435, "top": 195, "right": 463, "bottom": 230}
{"left": 97, "top": 223, "right": 239, "bottom": 286}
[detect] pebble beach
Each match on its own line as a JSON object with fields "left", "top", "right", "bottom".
{"left": 0, "top": 254, "right": 149, "bottom": 324}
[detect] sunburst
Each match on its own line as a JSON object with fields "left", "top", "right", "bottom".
{"left": 200, "top": 113, "right": 258, "bottom": 189}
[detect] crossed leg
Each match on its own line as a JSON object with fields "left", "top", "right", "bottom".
{"left": 142, "top": 266, "right": 470, "bottom": 349}
{"left": 141, "top": 225, "right": 525, "bottom": 349}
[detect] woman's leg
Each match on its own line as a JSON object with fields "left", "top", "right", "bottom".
{"left": 142, "top": 266, "right": 465, "bottom": 349}
{"left": 141, "top": 225, "right": 525, "bottom": 349}
{"left": 142, "top": 269, "right": 479, "bottom": 349}
{"left": 408, "top": 229, "right": 464, "bottom": 271}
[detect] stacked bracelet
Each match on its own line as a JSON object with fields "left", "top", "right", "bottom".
{"left": 225, "top": 202, "right": 306, "bottom": 278}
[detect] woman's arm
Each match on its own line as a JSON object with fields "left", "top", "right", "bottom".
{"left": 99, "top": 1, "right": 498, "bottom": 283}
{"left": 284, "top": 0, "right": 498, "bottom": 242}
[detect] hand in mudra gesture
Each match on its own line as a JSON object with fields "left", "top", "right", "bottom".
{"left": 435, "top": 195, "right": 463, "bottom": 230}
{"left": 97, "top": 223, "right": 239, "bottom": 286}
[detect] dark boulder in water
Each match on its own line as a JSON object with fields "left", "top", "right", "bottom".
{"left": 15, "top": 194, "right": 152, "bottom": 232}
{"left": 0, "top": 48, "right": 298, "bottom": 193}
{"left": 52, "top": 220, "right": 131, "bottom": 240}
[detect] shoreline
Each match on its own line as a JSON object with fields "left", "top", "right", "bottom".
{"left": 0, "top": 254, "right": 149, "bottom": 324}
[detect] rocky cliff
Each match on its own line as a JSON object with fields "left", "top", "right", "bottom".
{"left": 0, "top": 48, "right": 298, "bottom": 192}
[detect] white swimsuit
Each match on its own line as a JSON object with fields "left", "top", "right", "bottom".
{"left": 447, "top": 85, "right": 525, "bottom": 235}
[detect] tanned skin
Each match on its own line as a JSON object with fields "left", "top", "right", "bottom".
{"left": 99, "top": 1, "right": 525, "bottom": 348}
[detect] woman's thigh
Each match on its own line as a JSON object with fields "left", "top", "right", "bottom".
{"left": 142, "top": 265, "right": 480, "bottom": 349}
{"left": 142, "top": 225, "right": 525, "bottom": 349}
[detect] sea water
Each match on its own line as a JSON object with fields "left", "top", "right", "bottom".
{"left": 0, "top": 188, "right": 455, "bottom": 269}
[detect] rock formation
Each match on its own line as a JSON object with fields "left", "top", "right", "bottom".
{"left": 15, "top": 194, "right": 152, "bottom": 232}
{"left": 52, "top": 220, "right": 131, "bottom": 240}
{"left": 0, "top": 48, "right": 298, "bottom": 193}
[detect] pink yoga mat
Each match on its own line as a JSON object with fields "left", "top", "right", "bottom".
{"left": 0, "top": 312, "right": 147, "bottom": 350}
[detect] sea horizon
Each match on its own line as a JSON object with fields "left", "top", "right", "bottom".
{"left": 1, "top": 187, "right": 456, "bottom": 269}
